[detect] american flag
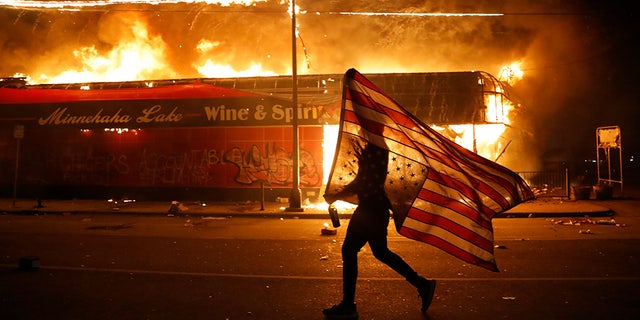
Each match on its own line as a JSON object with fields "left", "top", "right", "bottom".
{"left": 324, "top": 69, "right": 534, "bottom": 271}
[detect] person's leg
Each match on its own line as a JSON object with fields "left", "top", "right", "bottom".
{"left": 368, "top": 234, "right": 422, "bottom": 284}
{"left": 341, "top": 228, "right": 367, "bottom": 304}
{"left": 368, "top": 233, "right": 437, "bottom": 313}
{"left": 323, "top": 223, "right": 367, "bottom": 318}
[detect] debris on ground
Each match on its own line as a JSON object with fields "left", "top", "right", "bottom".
{"left": 552, "top": 218, "right": 625, "bottom": 227}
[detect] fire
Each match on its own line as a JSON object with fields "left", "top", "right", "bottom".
{"left": 499, "top": 62, "right": 524, "bottom": 85}
{"left": 431, "top": 66, "right": 522, "bottom": 162}
{"left": 11, "top": 1, "right": 280, "bottom": 83}
{"left": 197, "top": 61, "right": 278, "bottom": 78}
{"left": 437, "top": 123, "right": 508, "bottom": 162}
{"left": 195, "top": 39, "right": 278, "bottom": 77}
{"left": 32, "top": 12, "right": 281, "bottom": 83}
{"left": 39, "top": 15, "right": 177, "bottom": 83}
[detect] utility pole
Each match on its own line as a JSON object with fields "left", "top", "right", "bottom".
{"left": 287, "top": 0, "right": 303, "bottom": 212}
{"left": 12, "top": 125, "right": 24, "bottom": 208}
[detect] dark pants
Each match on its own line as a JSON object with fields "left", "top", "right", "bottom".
{"left": 341, "top": 205, "right": 422, "bottom": 304}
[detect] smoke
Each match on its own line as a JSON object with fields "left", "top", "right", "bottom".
{"left": 500, "top": 2, "right": 637, "bottom": 170}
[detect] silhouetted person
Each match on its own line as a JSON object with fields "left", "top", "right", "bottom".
{"left": 323, "top": 143, "right": 436, "bottom": 319}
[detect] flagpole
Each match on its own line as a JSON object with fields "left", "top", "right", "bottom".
{"left": 287, "top": 0, "right": 303, "bottom": 212}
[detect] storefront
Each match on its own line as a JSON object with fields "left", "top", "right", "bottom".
{"left": 0, "top": 81, "right": 330, "bottom": 201}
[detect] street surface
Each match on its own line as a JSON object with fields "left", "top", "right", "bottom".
{"left": 1, "top": 199, "right": 639, "bottom": 320}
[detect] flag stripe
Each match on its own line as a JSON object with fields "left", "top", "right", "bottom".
{"left": 426, "top": 167, "right": 503, "bottom": 216}
{"left": 399, "top": 224, "right": 498, "bottom": 271}
{"left": 417, "top": 186, "right": 493, "bottom": 230}
{"left": 407, "top": 197, "right": 495, "bottom": 249}
{"left": 400, "top": 217, "right": 494, "bottom": 262}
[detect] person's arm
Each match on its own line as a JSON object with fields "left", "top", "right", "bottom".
{"left": 324, "top": 181, "right": 358, "bottom": 204}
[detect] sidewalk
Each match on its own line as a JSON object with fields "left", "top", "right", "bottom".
{"left": 0, "top": 196, "right": 614, "bottom": 219}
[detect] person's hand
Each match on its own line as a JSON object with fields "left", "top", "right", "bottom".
{"left": 323, "top": 193, "right": 337, "bottom": 204}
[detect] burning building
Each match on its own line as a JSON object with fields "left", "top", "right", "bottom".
{"left": 0, "top": 0, "right": 556, "bottom": 202}
{"left": 0, "top": 71, "right": 531, "bottom": 202}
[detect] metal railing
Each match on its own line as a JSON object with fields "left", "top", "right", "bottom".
{"left": 518, "top": 169, "right": 569, "bottom": 198}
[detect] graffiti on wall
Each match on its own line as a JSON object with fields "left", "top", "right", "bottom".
{"left": 135, "top": 144, "right": 320, "bottom": 187}
{"left": 138, "top": 148, "right": 221, "bottom": 186}
{"left": 52, "top": 144, "right": 322, "bottom": 188}
{"left": 2, "top": 127, "right": 324, "bottom": 189}
{"left": 223, "top": 144, "right": 320, "bottom": 187}
{"left": 60, "top": 151, "right": 131, "bottom": 185}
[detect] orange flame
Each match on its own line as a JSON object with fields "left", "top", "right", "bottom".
{"left": 499, "top": 62, "right": 524, "bottom": 85}
{"left": 195, "top": 39, "right": 278, "bottom": 77}
{"left": 39, "top": 15, "right": 178, "bottom": 83}
{"left": 431, "top": 64, "right": 523, "bottom": 162}
{"left": 32, "top": 13, "right": 280, "bottom": 83}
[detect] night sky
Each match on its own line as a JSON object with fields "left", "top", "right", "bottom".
{"left": 0, "top": 1, "right": 638, "bottom": 179}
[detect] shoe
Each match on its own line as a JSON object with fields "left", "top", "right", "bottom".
{"left": 322, "top": 301, "right": 358, "bottom": 319}
{"left": 417, "top": 277, "right": 436, "bottom": 313}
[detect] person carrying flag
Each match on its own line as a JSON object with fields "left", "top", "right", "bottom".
{"left": 322, "top": 142, "right": 436, "bottom": 319}
{"left": 322, "top": 68, "right": 533, "bottom": 319}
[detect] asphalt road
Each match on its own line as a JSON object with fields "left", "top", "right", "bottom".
{"left": 1, "top": 199, "right": 639, "bottom": 320}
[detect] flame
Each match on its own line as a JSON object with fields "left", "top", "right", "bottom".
{"left": 32, "top": 12, "right": 281, "bottom": 83}
{"left": 9, "top": 0, "right": 280, "bottom": 83}
{"left": 438, "top": 123, "right": 507, "bottom": 161}
{"left": 197, "top": 61, "right": 278, "bottom": 77}
{"left": 499, "top": 62, "right": 524, "bottom": 85}
{"left": 194, "top": 39, "right": 278, "bottom": 77}
{"left": 39, "top": 15, "right": 177, "bottom": 83}
{"left": 430, "top": 66, "right": 523, "bottom": 162}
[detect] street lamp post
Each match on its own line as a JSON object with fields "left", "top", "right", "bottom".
{"left": 287, "top": 0, "right": 303, "bottom": 212}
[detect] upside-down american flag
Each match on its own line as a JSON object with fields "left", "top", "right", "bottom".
{"left": 324, "top": 69, "right": 534, "bottom": 271}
